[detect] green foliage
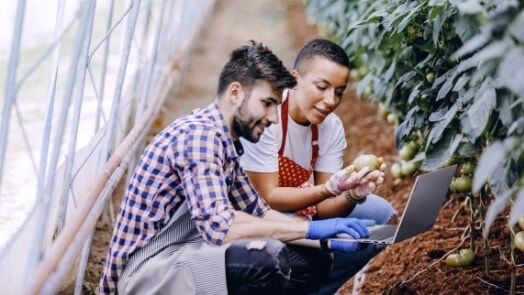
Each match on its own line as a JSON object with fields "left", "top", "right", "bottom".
{"left": 305, "top": 0, "right": 524, "bottom": 237}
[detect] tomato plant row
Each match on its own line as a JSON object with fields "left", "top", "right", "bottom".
{"left": 305, "top": 0, "right": 524, "bottom": 239}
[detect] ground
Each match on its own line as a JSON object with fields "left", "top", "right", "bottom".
{"left": 83, "top": 0, "right": 523, "bottom": 294}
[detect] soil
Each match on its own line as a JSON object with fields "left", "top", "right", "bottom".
{"left": 83, "top": 0, "right": 524, "bottom": 294}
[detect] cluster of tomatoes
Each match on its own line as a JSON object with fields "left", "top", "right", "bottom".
{"left": 389, "top": 132, "right": 422, "bottom": 179}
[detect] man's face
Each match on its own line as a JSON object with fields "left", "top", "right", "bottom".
{"left": 233, "top": 81, "right": 281, "bottom": 143}
{"left": 291, "top": 56, "right": 349, "bottom": 125}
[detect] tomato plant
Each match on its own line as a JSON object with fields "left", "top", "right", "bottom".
{"left": 305, "top": 0, "right": 524, "bottom": 235}
{"left": 305, "top": 0, "right": 524, "bottom": 288}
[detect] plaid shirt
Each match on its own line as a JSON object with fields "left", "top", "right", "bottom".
{"left": 98, "top": 103, "right": 269, "bottom": 294}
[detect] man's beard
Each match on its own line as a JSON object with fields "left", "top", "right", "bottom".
{"left": 233, "top": 111, "right": 262, "bottom": 142}
{"left": 233, "top": 99, "right": 264, "bottom": 143}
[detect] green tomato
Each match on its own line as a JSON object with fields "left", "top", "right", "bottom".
{"left": 353, "top": 154, "right": 379, "bottom": 171}
{"left": 390, "top": 162, "right": 403, "bottom": 178}
{"left": 399, "top": 142, "right": 417, "bottom": 161}
{"left": 350, "top": 69, "right": 360, "bottom": 80}
{"left": 454, "top": 175, "right": 472, "bottom": 193}
{"left": 460, "top": 162, "right": 475, "bottom": 175}
{"left": 446, "top": 248, "right": 475, "bottom": 267}
{"left": 442, "top": 157, "right": 457, "bottom": 168}
{"left": 515, "top": 231, "right": 524, "bottom": 252}
{"left": 518, "top": 214, "right": 524, "bottom": 231}
{"left": 378, "top": 103, "right": 390, "bottom": 118}
{"left": 358, "top": 65, "right": 369, "bottom": 77}
{"left": 401, "top": 161, "right": 418, "bottom": 177}
{"left": 426, "top": 73, "right": 435, "bottom": 83}
{"left": 386, "top": 113, "right": 398, "bottom": 125}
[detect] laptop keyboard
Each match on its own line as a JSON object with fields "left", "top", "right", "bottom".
{"left": 369, "top": 225, "right": 397, "bottom": 240}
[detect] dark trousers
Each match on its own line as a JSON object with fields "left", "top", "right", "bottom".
{"left": 225, "top": 239, "right": 332, "bottom": 295}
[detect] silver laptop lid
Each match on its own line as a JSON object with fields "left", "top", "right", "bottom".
{"left": 393, "top": 164, "right": 457, "bottom": 243}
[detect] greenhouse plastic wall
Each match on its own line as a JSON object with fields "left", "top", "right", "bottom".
{"left": 0, "top": 0, "right": 215, "bottom": 294}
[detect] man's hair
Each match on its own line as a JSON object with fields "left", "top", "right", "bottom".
{"left": 293, "top": 39, "right": 350, "bottom": 75}
{"left": 217, "top": 40, "right": 296, "bottom": 96}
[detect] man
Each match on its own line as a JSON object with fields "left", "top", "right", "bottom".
{"left": 98, "top": 40, "right": 377, "bottom": 294}
{"left": 240, "top": 38, "right": 397, "bottom": 294}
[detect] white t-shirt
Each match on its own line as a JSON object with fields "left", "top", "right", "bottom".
{"left": 240, "top": 103, "right": 347, "bottom": 174}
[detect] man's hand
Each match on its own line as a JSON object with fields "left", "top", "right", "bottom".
{"left": 306, "top": 217, "right": 375, "bottom": 240}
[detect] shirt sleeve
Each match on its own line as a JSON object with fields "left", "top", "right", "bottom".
{"left": 178, "top": 125, "right": 270, "bottom": 245}
{"left": 178, "top": 127, "right": 237, "bottom": 245}
{"left": 239, "top": 123, "right": 280, "bottom": 173}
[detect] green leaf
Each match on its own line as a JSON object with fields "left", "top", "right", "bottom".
{"left": 472, "top": 141, "right": 505, "bottom": 193}
{"left": 408, "top": 83, "right": 422, "bottom": 104}
{"left": 456, "top": 0, "right": 484, "bottom": 15}
{"left": 467, "top": 79, "right": 496, "bottom": 138}
{"left": 509, "top": 188, "right": 524, "bottom": 231}
{"left": 396, "top": 71, "right": 418, "bottom": 87}
{"left": 509, "top": 10, "right": 524, "bottom": 43}
{"left": 452, "top": 75, "right": 470, "bottom": 92}
{"left": 436, "top": 76, "right": 455, "bottom": 100}
{"left": 422, "top": 131, "right": 462, "bottom": 170}
{"left": 427, "top": 104, "right": 459, "bottom": 144}
{"left": 497, "top": 47, "right": 524, "bottom": 95}
{"left": 483, "top": 189, "right": 511, "bottom": 238}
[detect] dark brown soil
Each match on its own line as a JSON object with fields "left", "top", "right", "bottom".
{"left": 83, "top": 1, "right": 524, "bottom": 294}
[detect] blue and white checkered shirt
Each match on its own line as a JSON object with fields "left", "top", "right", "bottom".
{"left": 99, "top": 103, "right": 269, "bottom": 294}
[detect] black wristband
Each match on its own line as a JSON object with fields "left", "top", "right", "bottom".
{"left": 319, "top": 239, "right": 332, "bottom": 253}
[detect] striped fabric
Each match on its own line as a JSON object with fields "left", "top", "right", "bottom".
{"left": 98, "top": 103, "right": 270, "bottom": 294}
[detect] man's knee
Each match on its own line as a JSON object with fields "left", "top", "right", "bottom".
{"left": 226, "top": 239, "right": 291, "bottom": 294}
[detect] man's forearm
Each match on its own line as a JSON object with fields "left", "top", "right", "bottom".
{"left": 222, "top": 210, "right": 309, "bottom": 244}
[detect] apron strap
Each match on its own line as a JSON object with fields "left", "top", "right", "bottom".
{"left": 279, "top": 97, "right": 319, "bottom": 171}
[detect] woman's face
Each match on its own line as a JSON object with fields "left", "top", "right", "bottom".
{"left": 289, "top": 56, "right": 349, "bottom": 125}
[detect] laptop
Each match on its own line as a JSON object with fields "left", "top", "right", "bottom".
{"left": 330, "top": 164, "right": 457, "bottom": 245}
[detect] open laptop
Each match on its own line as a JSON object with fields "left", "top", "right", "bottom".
{"left": 330, "top": 164, "right": 457, "bottom": 245}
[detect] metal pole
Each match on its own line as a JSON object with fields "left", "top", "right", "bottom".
{"left": 0, "top": 0, "right": 26, "bottom": 197}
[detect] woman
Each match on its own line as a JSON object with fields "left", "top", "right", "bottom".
{"left": 240, "top": 38, "right": 397, "bottom": 294}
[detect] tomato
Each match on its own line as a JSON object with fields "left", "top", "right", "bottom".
{"left": 386, "top": 113, "right": 398, "bottom": 125}
{"left": 442, "top": 157, "right": 457, "bottom": 168}
{"left": 378, "top": 103, "right": 390, "bottom": 118}
{"left": 446, "top": 248, "right": 475, "bottom": 267}
{"left": 460, "top": 162, "right": 475, "bottom": 175}
{"left": 454, "top": 174, "right": 472, "bottom": 193}
{"left": 401, "top": 161, "right": 418, "bottom": 177}
{"left": 358, "top": 65, "right": 369, "bottom": 77}
{"left": 353, "top": 154, "right": 379, "bottom": 171}
{"left": 350, "top": 69, "right": 360, "bottom": 80}
{"left": 518, "top": 214, "right": 524, "bottom": 231}
{"left": 426, "top": 72, "right": 435, "bottom": 83}
{"left": 390, "top": 162, "right": 403, "bottom": 178}
{"left": 515, "top": 231, "right": 524, "bottom": 252}
{"left": 399, "top": 142, "right": 417, "bottom": 161}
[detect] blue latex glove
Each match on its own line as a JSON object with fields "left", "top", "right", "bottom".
{"left": 329, "top": 239, "right": 368, "bottom": 253}
{"left": 306, "top": 217, "right": 375, "bottom": 240}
